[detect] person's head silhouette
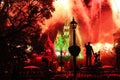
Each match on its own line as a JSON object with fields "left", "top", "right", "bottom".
{"left": 88, "top": 42, "right": 91, "bottom": 45}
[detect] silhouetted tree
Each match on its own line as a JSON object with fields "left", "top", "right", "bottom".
{"left": 0, "top": 0, "right": 55, "bottom": 73}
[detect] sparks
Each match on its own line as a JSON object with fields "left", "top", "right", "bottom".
{"left": 108, "top": 0, "right": 120, "bottom": 28}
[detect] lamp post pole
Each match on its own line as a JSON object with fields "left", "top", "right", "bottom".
{"left": 69, "top": 18, "right": 80, "bottom": 80}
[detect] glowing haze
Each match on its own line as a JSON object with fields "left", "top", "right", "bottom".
{"left": 108, "top": 0, "right": 120, "bottom": 29}
{"left": 43, "top": 0, "right": 120, "bottom": 53}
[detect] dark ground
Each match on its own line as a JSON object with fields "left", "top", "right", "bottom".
{"left": 1, "top": 66, "right": 120, "bottom": 80}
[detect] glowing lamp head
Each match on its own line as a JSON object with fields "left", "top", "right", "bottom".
{"left": 70, "top": 17, "right": 77, "bottom": 29}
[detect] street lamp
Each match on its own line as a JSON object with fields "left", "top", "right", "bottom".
{"left": 70, "top": 18, "right": 77, "bottom": 45}
{"left": 69, "top": 17, "right": 80, "bottom": 80}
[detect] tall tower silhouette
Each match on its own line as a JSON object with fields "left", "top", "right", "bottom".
{"left": 54, "top": 21, "right": 70, "bottom": 55}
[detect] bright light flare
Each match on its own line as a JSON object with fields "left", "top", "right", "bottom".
{"left": 25, "top": 45, "right": 33, "bottom": 53}
{"left": 43, "top": 0, "right": 72, "bottom": 33}
{"left": 53, "top": 0, "right": 70, "bottom": 10}
{"left": 104, "top": 43, "right": 113, "bottom": 52}
{"left": 1, "top": 1, "right": 4, "bottom": 4}
{"left": 108, "top": 0, "right": 120, "bottom": 28}
{"left": 53, "top": 0, "right": 72, "bottom": 19}
{"left": 92, "top": 42, "right": 113, "bottom": 53}
{"left": 0, "top": 0, "right": 4, "bottom": 9}
{"left": 55, "top": 51, "right": 69, "bottom": 56}
{"left": 92, "top": 43, "right": 102, "bottom": 52}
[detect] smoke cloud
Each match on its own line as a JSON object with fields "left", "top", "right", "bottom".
{"left": 43, "top": 0, "right": 118, "bottom": 44}
{"left": 42, "top": 0, "right": 119, "bottom": 66}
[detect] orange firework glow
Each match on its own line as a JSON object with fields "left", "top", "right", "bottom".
{"left": 43, "top": 0, "right": 120, "bottom": 66}
{"left": 2, "top": 0, "right": 118, "bottom": 66}
{"left": 45, "top": 0, "right": 118, "bottom": 43}
{"left": 108, "top": 0, "right": 120, "bottom": 29}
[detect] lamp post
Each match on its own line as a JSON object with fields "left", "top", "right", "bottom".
{"left": 69, "top": 18, "right": 80, "bottom": 80}
{"left": 59, "top": 33, "right": 64, "bottom": 72}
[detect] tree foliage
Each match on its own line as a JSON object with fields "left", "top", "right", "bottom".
{"left": 0, "top": 0, "right": 55, "bottom": 64}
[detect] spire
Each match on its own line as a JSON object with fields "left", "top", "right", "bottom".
{"left": 70, "top": 17, "right": 77, "bottom": 25}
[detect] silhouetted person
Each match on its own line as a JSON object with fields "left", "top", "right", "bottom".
{"left": 94, "top": 51, "right": 102, "bottom": 67}
{"left": 94, "top": 52, "right": 100, "bottom": 64}
{"left": 85, "top": 42, "right": 94, "bottom": 67}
